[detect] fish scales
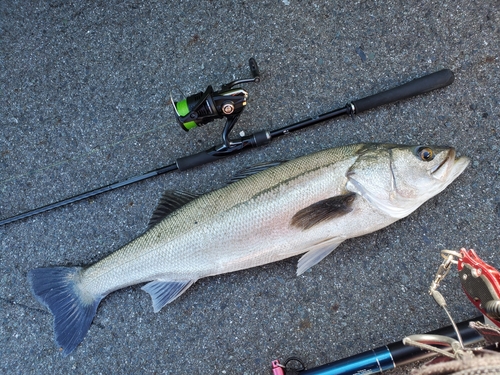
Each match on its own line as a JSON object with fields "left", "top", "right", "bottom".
{"left": 28, "top": 143, "right": 470, "bottom": 355}
{"left": 82, "top": 144, "right": 362, "bottom": 296}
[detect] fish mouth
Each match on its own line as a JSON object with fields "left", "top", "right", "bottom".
{"left": 431, "top": 148, "right": 470, "bottom": 181}
{"left": 430, "top": 148, "right": 455, "bottom": 177}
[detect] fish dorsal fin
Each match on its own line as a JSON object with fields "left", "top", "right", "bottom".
{"left": 141, "top": 279, "right": 196, "bottom": 313}
{"left": 229, "top": 161, "right": 286, "bottom": 184}
{"left": 297, "top": 240, "right": 343, "bottom": 275}
{"left": 291, "top": 193, "right": 356, "bottom": 230}
{"left": 148, "top": 190, "right": 199, "bottom": 229}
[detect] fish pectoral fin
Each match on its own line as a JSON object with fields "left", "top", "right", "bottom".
{"left": 291, "top": 193, "right": 356, "bottom": 230}
{"left": 297, "top": 240, "right": 343, "bottom": 276}
{"left": 148, "top": 190, "right": 200, "bottom": 229}
{"left": 141, "top": 279, "right": 196, "bottom": 313}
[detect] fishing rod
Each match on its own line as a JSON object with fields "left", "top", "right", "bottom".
{"left": 0, "top": 60, "right": 455, "bottom": 226}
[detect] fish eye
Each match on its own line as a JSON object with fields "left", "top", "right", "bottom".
{"left": 416, "top": 147, "right": 434, "bottom": 161}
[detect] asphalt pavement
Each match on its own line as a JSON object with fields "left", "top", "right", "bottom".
{"left": 1, "top": 1, "right": 499, "bottom": 374}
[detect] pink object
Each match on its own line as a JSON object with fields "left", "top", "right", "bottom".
{"left": 271, "top": 360, "right": 286, "bottom": 375}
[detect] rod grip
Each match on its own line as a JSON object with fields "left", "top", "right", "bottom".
{"left": 176, "top": 131, "right": 270, "bottom": 171}
{"left": 176, "top": 150, "right": 227, "bottom": 171}
{"left": 352, "top": 69, "right": 454, "bottom": 114}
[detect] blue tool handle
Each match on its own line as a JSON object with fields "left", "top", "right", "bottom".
{"left": 298, "top": 316, "right": 482, "bottom": 375}
{"left": 300, "top": 346, "right": 394, "bottom": 375}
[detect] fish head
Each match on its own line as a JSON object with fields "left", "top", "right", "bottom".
{"left": 346, "top": 143, "right": 470, "bottom": 218}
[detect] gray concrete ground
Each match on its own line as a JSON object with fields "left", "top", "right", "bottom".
{"left": 1, "top": 1, "right": 499, "bottom": 374}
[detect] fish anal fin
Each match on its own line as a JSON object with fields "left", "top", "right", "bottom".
{"left": 141, "top": 279, "right": 196, "bottom": 313}
{"left": 148, "top": 190, "right": 199, "bottom": 229}
{"left": 291, "top": 193, "right": 356, "bottom": 230}
{"left": 297, "top": 241, "right": 342, "bottom": 276}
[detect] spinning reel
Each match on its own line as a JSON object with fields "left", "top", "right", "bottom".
{"left": 172, "top": 58, "right": 261, "bottom": 147}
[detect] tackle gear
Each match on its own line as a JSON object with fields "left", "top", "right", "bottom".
{"left": 1, "top": 63, "right": 455, "bottom": 226}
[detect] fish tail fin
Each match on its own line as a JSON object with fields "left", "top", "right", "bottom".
{"left": 28, "top": 267, "right": 102, "bottom": 356}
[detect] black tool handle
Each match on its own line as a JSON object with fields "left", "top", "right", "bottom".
{"left": 352, "top": 69, "right": 454, "bottom": 114}
{"left": 389, "top": 317, "right": 482, "bottom": 366}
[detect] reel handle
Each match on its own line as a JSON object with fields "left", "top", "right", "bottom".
{"left": 249, "top": 57, "right": 261, "bottom": 83}
{"left": 352, "top": 69, "right": 454, "bottom": 114}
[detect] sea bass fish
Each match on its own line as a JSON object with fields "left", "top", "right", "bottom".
{"left": 29, "top": 143, "right": 469, "bottom": 355}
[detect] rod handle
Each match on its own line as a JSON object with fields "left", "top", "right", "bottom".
{"left": 176, "top": 130, "right": 270, "bottom": 171}
{"left": 352, "top": 69, "right": 454, "bottom": 114}
{"left": 176, "top": 149, "right": 228, "bottom": 171}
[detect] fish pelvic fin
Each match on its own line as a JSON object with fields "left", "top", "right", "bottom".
{"left": 297, "top": 240, "right": 343, "bottom": 276}
{"left": 141, "top": 279, "right": 196, "bottom": 313}
{"left": 28, "top": 267, "right": 103, "bottom": 356}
